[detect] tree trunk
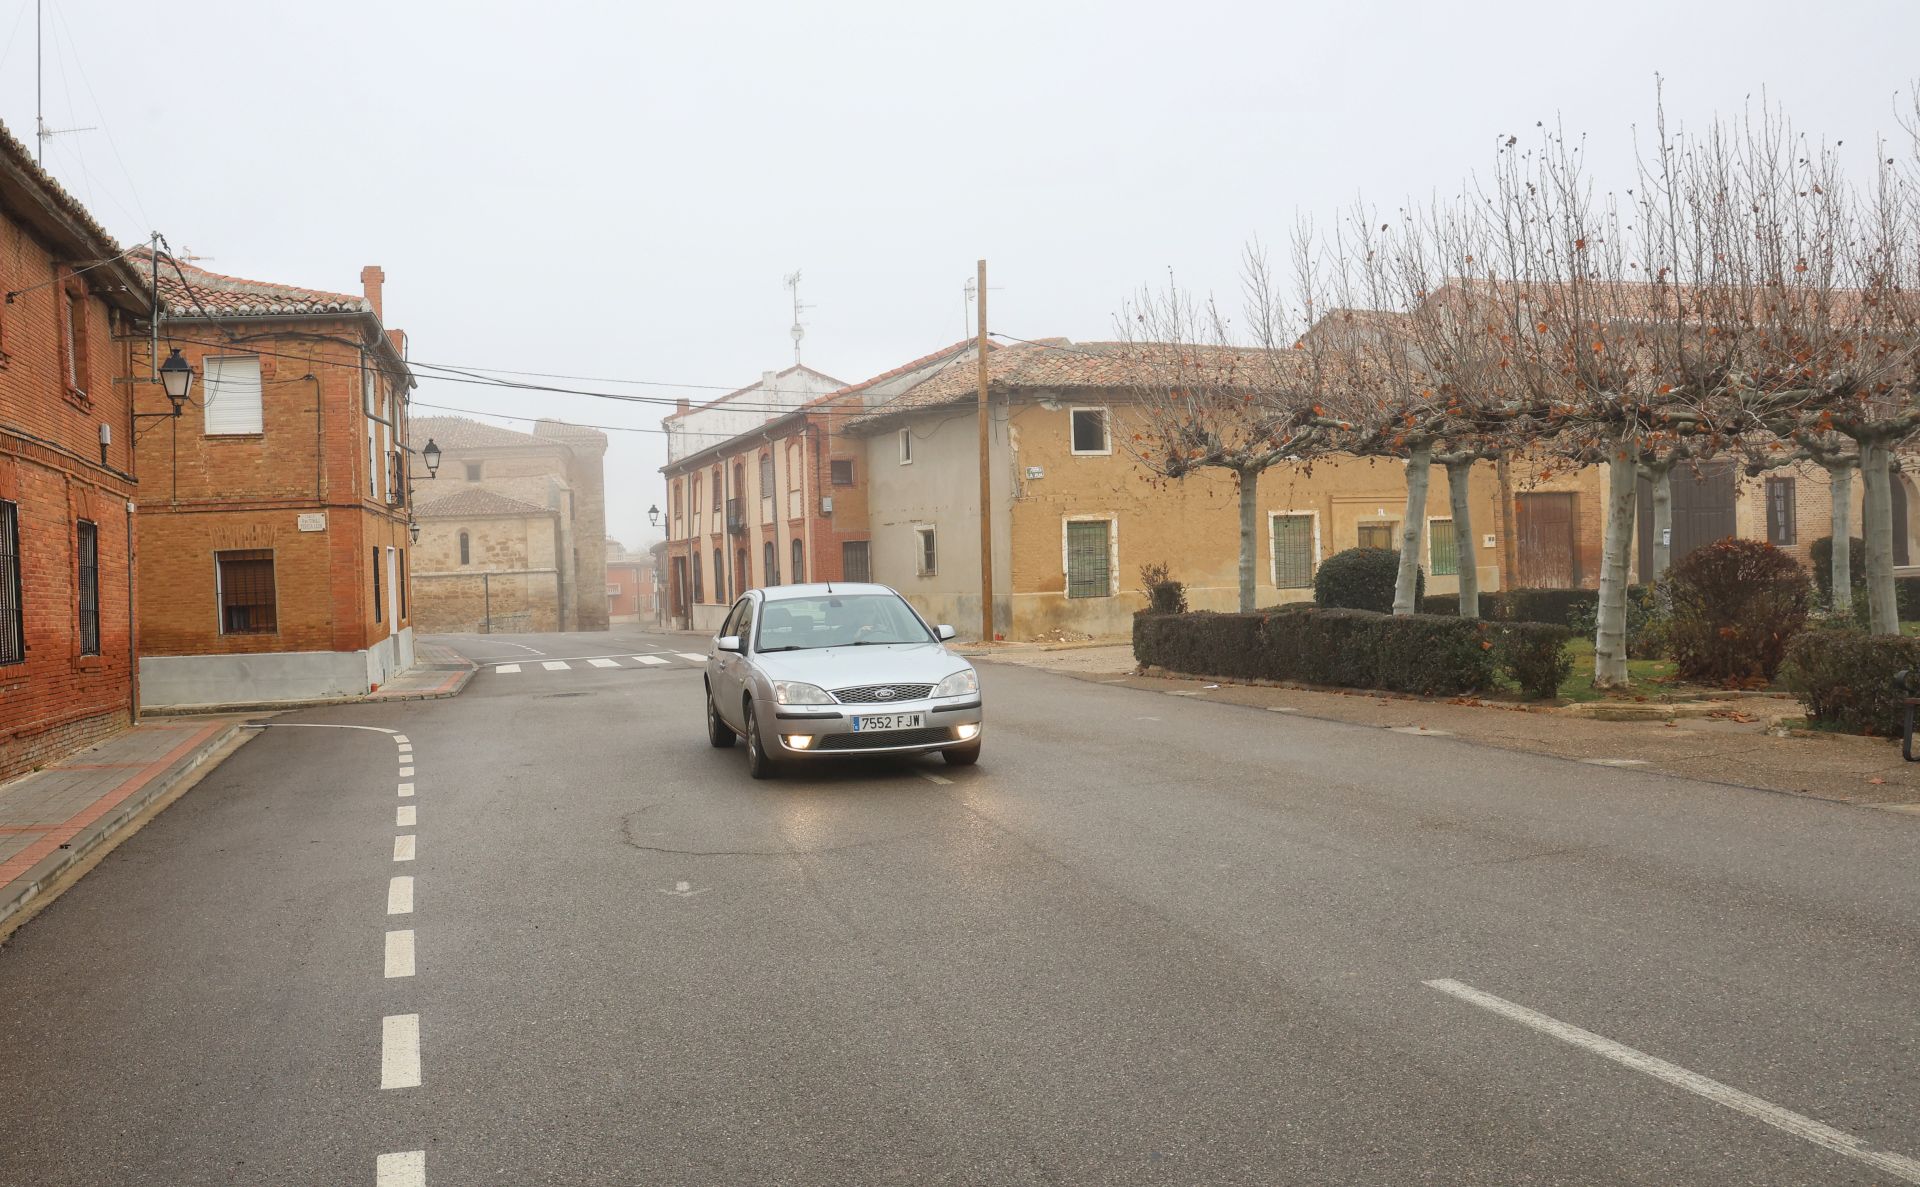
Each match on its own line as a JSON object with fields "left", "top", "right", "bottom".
{"left": 1594, "top": 449, "right": 1639, "bottom": 689}
{"left": 1860, "top": 440, "right": 1898, "bottom": 635}
{"left": 1236, "top": 466, "right": 1259, "bottom": 613}
{"left": 1394, "top": 444, "right": 1432, "bottom": 615}
{"left": 1828, "top": 461, "right": 1854, "bottom": 615}
{"left": 1445, "top": 459, "right": 1478, "bottom": 618}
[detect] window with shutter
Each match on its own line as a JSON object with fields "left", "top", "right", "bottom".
{"left": 1066, "top": 519, "right": 1113, "bottom": 598}
{"left": 1429, "top": 519, "right": 1459, "bottom": 576}
{"left": 1270, "top": 514, "right": 1315, "bottom": 588}
{"left": 204, "top": 356, "right": 264, "bottom": 435}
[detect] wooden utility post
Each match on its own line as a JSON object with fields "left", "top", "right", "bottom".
{"left": 975, "top": 259, "right": 994, "bottom": 644}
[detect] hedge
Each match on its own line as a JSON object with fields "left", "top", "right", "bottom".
{"left": 1421, "top": 588, "right": 1595, "bottom": 626}
{"left": 1781, "top": 629, "right": 1920, "bottom": 737}
{"left": 1315, "top": 547, "right": 1422, "bottom": 613}
{"left": 1134, "top": 607, "right": 1574, "bottom": 699}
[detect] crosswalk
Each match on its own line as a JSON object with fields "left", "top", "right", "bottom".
{"left": 491, "top": 652, "right": 708, "bottom": 676}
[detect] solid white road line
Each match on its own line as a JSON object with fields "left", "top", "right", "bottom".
{"left": 1424, "top": 978, "right": 1920, "bottom": 1184}
{"left": 396, "top": 805, "right": 416, "bottom": 827}
{"left": 399, "top": 766, "right": 415, "bottom": 777}
{"left": 376, "top": 1150, "right": 426, "bottom": 1187}
{"left": 542, "top": 660, "right": 571, "bottom": 671}
{"left": 394, "top": 835, "right": 416, "bottom": 862}
{"left": 495, "top": 664, "right": 521, "bottom": 674}
{"left": 588, "top": 657, "right": 621, "bottom": 668}
{"left": 381, "top": 1014, "right": 421, "bottom": 1089}
{"left": 385, "top": 929, "right": 416, "bottom": 978}
{"left": 674, "top": 652, "right": 708, "bottom": 663}
{"left": 387, "top": 876, "right": 413, "bottom": 915}
{"left": 633, "top": 655, "right": 670, "bottom": 666}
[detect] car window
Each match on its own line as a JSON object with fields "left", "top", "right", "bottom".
{"left": 721, "top": 599, "right": 751, "bottom": 641}
{"left": 755, "top": 593, "right": 933, "bottom": 651}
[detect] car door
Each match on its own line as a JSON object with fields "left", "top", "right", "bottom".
{"left": 714, "top": 597, "right": 755, "bottom": 728}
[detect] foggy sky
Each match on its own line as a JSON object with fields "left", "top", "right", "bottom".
{"left": 4, "top": 0, "right": 1915, "bottom": 547}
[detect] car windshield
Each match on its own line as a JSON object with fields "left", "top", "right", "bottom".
{"left": 755, "top": 593, "right": 934, "bottom": 652}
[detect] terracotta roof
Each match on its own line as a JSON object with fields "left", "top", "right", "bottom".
{"left": 0, "top": 119, "right": 125, "bottom": 264}
{"left": 810, "top": 339, "right": 981, "bottom": 405}
{"left": 126, "top": 248, "right": 371, "bottom": 318}
{"left": 844, "top": 339, "right": 1301, "bottom": 430}
{"left": 0, "top": 119, "right": 150, "bottom": 314}
{"left": 408, "top": 415, "right": 553, "bottom": 452}
{"left": 414, "top": 488, "right": 554, "bottom": 520}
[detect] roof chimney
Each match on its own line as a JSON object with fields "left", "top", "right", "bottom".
{"left": 360, "top": 265, "right": 385, "bottom": 321}
{"left": 675, "top": 398, "right": 690, "bottom": 415}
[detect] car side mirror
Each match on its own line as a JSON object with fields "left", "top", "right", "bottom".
{"left": 936, "top": 624, "right": 956, "bottom": 641}
{"left": 716, "top": 635, "right": 742, "bottom": 654}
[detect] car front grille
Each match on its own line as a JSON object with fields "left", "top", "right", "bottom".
{"left": 814, "top": 727, "right": 955, "bottom": 751}
{"left": 831, "top": 683, "right": 935, "bottom": 704}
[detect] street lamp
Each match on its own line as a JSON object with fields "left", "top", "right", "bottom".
{"left": 408, "top": 519, "right": 421, "bottom": 544}
{"left": 138, "top": 347, "right": 195, "bottom": 418}
{"left": 648, "top": 504, "right": 660, "bottom": 528}
{"left": 421, "top": 438, "right": 441, "bottom": 478}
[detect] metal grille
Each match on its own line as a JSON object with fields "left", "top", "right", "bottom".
{"left": 815, "top": 726, "right": 955, "bottom": 751}
{"left": 1429, "top": 519, "right": 1458, "bottom": 576}
{"left": 0, "top": 500, "right": 22, "bottom": 665}
{"left": 1271, "top": 514, "right": 1313, "bottom": 588}
{"left": 77, "top": 521, "right": 99, "bottom": 655}
{"left": 1066, "top": 520, "right": 1112, "bottom": 599}
{"left": 217, "top": 549, "right": 277, "bottom": 634}
{"left": 1766, "top": 477, "right": 1797, "bottom": 545}
{"left": 832, "top": 683, "right": 934, "bottom": 704}
{"left": 842, "top": 541, "right": 870, "bottom": 583}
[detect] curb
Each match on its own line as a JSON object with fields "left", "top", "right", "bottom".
{"left": 0, "top": 722, "right": 250, "bottom": 939}
{"left": 136, "top": 661, "right": 477, "bottom": 718}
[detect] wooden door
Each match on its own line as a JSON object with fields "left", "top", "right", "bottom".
{"left": 1516, "top": 493, "right": 1577, "bottom": 588}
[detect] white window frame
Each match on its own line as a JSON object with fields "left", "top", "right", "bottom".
{"left": 914, "top": 523, "right": 937, "bottom": 576}
{"left": 1068, "top": 406, "right": 1112, "bottom": 456}
{"left": 1267, "top": 509, "right": 1321, "bottom": 588}
{"left": 1426, "top": 515, "right": 1459, "bottom": 577}
{"left": 203, "top": 354, "right": 264, "bottom": 436}
{"left": 898, "top": 428, "right": 914, "bottom": 465}
{"left": 1061, "top": 515, "right": 1119, "bottom": 598}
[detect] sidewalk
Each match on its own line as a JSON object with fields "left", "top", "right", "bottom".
{"left": 979, "top": 644, "right": 1920, "bottom": 811}
{"left": 139, "top": 641, "right": 477, "bottom": 717}
{"left": 0, "top": 717, "right": 254, "bottom": 939}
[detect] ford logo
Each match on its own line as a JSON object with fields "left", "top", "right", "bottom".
{"left": 874, "top": 688, "right": 896, "bottom": 700}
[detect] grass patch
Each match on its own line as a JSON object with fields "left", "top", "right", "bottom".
{"left": 1551, "top": 638, "right": 1679, "bottom": 703}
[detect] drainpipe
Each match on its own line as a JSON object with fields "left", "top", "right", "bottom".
{"left": 125, "top": 496, "right": 137, "bottom": 722}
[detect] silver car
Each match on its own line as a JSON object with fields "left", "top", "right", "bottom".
{"left": 702, "top": 583, "right": 984, "bottom": 779}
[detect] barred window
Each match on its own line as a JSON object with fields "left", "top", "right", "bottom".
{"left": 1429, "top": 519, "right": 1459, "bottom": 576}
{"left": 791, "top": 538, "right": 805, "bottom": 582}
{"left": 1066, "top": 519, "right": 1113, "bottom": 598}
{"left": 916, "top": 526, "right": 937, "bottom": 576}
{"left": 0, "top": 500, "right": 23, "bottom": 664}
{"left": 77, "top": 521, "right": 99, "bottom": 655}
{"left": 1766, "top": 478, "right": 1797, "bottom": 546}
{"left": 830, "top": 459, "right": 854, "bottom": 486}
{"left": 842, "top": 540, "right": 871, "bottom": 583}
{"left": 216, "top": 550, "right": 277, "bottom": 635}
{"left": 399, "top": 549, "right": 409, "bottom": 620}
{"left": 1271, "top": 514, "right": 1314, "bottom": 588}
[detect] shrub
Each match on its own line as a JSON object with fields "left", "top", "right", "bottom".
{"left": 1664, "top": 539, "right": 1812, "bottom": 684}
{"left": 1315, "top": 547, "right": 1423, "bottom": 614}
{"left": 1423, "top": 588, "right": 1603, "bottom": 628}
{"left": 1138, "top": 561, "right": 1188, "bottom": 615}
{"left": 1133, "top": 605, "right": 1568, "bottom": 699}
{"left": 1782, "top": 627, "right": 1920, "bottom": 736}
{"left": 1808, "top": 535, "right": 1866, "bottom": 604}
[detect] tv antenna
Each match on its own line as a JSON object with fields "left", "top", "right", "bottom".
{"left": 784, "top": 270, "right": 812, "bottom": 365}
{"left": 35, "top": 1, "right": 97, "bottom": 166}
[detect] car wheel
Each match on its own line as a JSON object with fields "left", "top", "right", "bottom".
{"left": 744, "top": 701, "right": 779, "bottom": 779}
{"left": 942, "top": 738, "right": 981, "bottom": 766}
{"left": 706, "top": 688, "right": 735, "bottom": 748}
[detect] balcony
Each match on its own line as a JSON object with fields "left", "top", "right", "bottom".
{"left": 725, "top": 497, "right": 747, "bottom": 535}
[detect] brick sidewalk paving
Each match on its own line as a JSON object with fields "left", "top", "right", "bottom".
{"left": 0, "top": 717, "right": 251, "bottom": 937}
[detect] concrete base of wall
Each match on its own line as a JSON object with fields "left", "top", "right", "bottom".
{"left": 140, "top": 628, "right": 416, "bottom": 708}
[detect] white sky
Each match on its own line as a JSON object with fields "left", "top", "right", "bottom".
{"left": 3, "top": 0, "right": 1916, "bottom": 547}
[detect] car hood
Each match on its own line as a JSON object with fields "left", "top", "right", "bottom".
{"left": 753, "top": 642, "right": 970, "bottom": 690}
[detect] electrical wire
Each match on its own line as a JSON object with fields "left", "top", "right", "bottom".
{"left": 2, "top": 244, "right": 140, "bottom": 302}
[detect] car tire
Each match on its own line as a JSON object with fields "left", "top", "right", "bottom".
{"left": 706, "top": 688, "right": 735, "bottom": 749}
{"left": 942, "top": 738, "right": 981, "bottom": 766}
{"left": 744, "top": 701, "right": 779, "bottom": 779}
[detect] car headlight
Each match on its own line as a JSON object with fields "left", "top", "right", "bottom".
{"left": 934, "top": 669, "right": 979, "bottom": 698}
{"left": 773, "top": 680, "right": 834, "bottom": 706}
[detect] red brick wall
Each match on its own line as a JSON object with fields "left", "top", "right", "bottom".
{"left": 0, "top": 214, "right": 140, "bottom": 781}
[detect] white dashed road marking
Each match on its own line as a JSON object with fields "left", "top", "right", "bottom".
{"left": 385, "top": 930, "right": 416, "bottom": 978}
{"left": 393, "top": 835, "right": 416, "bottom": 862}
{"left": 397, "top": 782, "right": 414, "bottom": 797}
{"left": 396, "top": 805, "right": 416, "bottom": 827}
{"left": 674, "top": 652, "right": 708, "bottom": 663}
{"left": 588, "top": 658, "right": 620, "bottom": 668}
{"left": 1581, "top": 758, "right": 1649, "bottom": 767}
{"left": 1425, "top": 978, "right": 1920, "bottom": 1184}
{"left": 495, "top": 664, "right": 521, "bottom": 674}
{"left": 399, "top": 766, "right": 415, "bottom": 777}
{"left": 542, "top": 661, "right": 571, "bottom": 671}
{"left": 1390, "top": 726, "right": 1453, "bottom": 736}
{"left": 376, "top": 1150, "right": 426, "bottom": 1186}
{"left": 633, "top": 655, "right": 670, "bottom": 665}
{"left": 380, "top": 1014, "right": 422, "bottom": 1089}
{"left": 919, "top": 772, "right": 953, "bottom": 785}
{"left": 387, "top": 876, "right": 413, "bottom": 915}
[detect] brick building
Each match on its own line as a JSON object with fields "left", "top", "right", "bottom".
{"left": 0, "top": 121, "right": 154, "bottom": 780}
{"left": 407, "top": 416, "right": 609, "bottom": 632}
{"left": 129, "top": 253, "right": 419, "bottom": 706}
{"left": 606, "top": 540, "right": 659, "bottom": 625}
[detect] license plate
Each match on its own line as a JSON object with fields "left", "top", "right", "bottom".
{"left": 851, "top": 713, "right": 924, "bottom": 732}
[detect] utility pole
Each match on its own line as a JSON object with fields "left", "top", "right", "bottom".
{"left": 975, "top": 259, "right": 994, "bottom": 644}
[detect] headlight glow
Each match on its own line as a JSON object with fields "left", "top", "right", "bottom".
{"left": 773, "top": 680, "right": 835, "bottom": 706}
{"left": 934, "top": 669, "right": 979, "bottom": 698}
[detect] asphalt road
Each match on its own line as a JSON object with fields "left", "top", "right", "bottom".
{"left": 2, "top": 624, "right": 1918, "bottom": 1185}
